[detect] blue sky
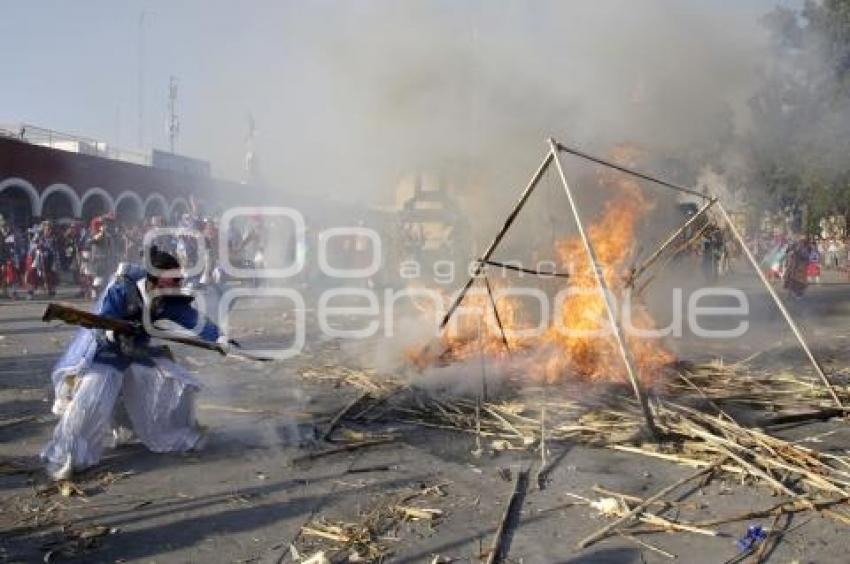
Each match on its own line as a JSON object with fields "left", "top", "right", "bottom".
{"left": 0, "top": 1, "right": 802, "bottom": 195}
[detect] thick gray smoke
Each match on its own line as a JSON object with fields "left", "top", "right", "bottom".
{"left": 193, "top": 1, "right": 776, "bottom": 213}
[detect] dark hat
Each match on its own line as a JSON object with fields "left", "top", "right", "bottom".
{"left": 148, "top": 245, "right": 181, "bottom": 273}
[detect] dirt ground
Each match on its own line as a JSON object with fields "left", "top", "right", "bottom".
{"left": 3, "top": 275, "right": 850, "bottom": 563}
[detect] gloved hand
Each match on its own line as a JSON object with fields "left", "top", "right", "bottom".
{"left": 117, "top": 333, "right": 140, "bottom": 357}
{"left": 216, "top": 335, "right": 234, "bottom": 354}
{"left": 104, "top": 329, "right": 141, "bottom": 357}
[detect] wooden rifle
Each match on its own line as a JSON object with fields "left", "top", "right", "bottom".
{"left": 42, "top": 302, "right": 270, "bottom": 361}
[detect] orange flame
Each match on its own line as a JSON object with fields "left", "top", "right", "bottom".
{"left": 408, "top": 145, "right": 674, "bottom": 385}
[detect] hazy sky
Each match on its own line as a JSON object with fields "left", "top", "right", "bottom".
{"left": 0, "top": 0, "right": 801, "bottom": 199}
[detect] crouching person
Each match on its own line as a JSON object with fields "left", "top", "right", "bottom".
{"left": 41, "top": 247, "right": 226, "bottom": 480}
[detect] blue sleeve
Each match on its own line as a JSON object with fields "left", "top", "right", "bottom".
{"left": 95, "top": 282, "right": 127, "bottom": 319}
{"left": 163, "top": 301, "right": 220, "bottom": 342}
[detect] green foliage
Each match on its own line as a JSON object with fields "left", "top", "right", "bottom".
{"left": 748, "top": 0, "right": 850, "bottom": 223}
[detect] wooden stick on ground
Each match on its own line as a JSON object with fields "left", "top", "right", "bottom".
{"left": 591, "top": 485, "right": 698, "bottom": 511}
{"left": 692, "top": 497, "right": 842, "bottom": 527}
{"left": 752, "top": 512, "right": 783, "bottom": 564}
{"left": 761, "top": 408, "right": 846, "bottom": 427}
{"left": 536, "top": 407, "right": 547, "bottom": 489}
{"left": 577, "top": 459, "right": 724, "bottom": 549}
{"left": 291, "top": 438, "right": 395, "bottom": 465}
{"left": 618, "top": 533, "right": 676, "bottom": 559}
{"left": 321, "top": 391, "right": 370, "bottom": 442}
{"left": 537, "top": 446, "right": 572, "bottom": 492}
{"left": 486, "top": 468, "right": 530, "bottom": 564}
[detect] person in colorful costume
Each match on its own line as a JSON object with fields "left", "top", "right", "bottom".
{"left": 42, "top": 247, "right": 227, "bottom": 480}
{"left": 0, "top": 219, "right": 22, "bottom": 298}
{"left": 783, "top": 235, "right": 812, "bottom": 299}
{"left": 25, "top": 221, "right": 59, "bottom": 298}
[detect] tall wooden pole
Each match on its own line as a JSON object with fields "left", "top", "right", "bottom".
{"left": 440, "top": 151, "right": 553, "bottom": 329}
{"left": 715, "top": 201, "right": 843, "bottom": 408}
{"left": 548, "top": 138, "right": 660, "bottom": 440}
{"left": 554, "top": 141, "right": 709, "bottom": 201}
{"left": 482, "top": 275, "right": 511, "bottom": 353}
{"left": 628, "top": 198, "right": 717, "bottom": 288}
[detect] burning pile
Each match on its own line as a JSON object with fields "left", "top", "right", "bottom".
{"left": 410, "top": 145, "right": 674, "bottom": 386}
{"left": 346, "top": 140, "right": 850, "bottom": 557}
{"left": 535, "top": 163, "right": 673, "bottom": 383}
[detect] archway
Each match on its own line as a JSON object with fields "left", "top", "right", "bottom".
{"left": 144, "top": 193, "right": 168, "bottom": 221}
{"left": 115, "top": 191, "right": 144, "bottom": 226}
{"left": 170, "top": 197, "right": 190, "bottom": 224}
{"left": 40, "top": 184, "right": 81, "bottom": 221}
{"left": 0, "top": 178, "right": 39, "bottom": 227}
{"left": 81, "top": 188, "right": 115, "bottom": 221}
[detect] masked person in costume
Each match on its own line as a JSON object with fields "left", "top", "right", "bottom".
{"left": 42, "top": 246, "right": 229, "bottom": 480}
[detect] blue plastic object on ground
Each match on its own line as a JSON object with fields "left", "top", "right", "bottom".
{"left": 736, "top": 524, "right": 767, "bottom": 551}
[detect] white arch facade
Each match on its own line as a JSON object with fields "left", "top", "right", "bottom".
{"left": 144, "top": 192, "right": 169, "bottom": 217}
{"left": 0, "top": 177, "right": 40, "bottom": 216}
{"left": 39, "top": 183, "right": 82, "bottom": 217}
{"left": 115, "top": 190, "right": 145, "bottom": 220}
{"left": 81, "top": 187, "right": 116, "bottom": 216}
{"left": 169, "top": 197, "right": 190, "bottom": 219}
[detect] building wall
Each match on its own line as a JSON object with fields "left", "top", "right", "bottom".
{"left": 0, "top": 136, "right": 218, "bottom": 224}
{"left": 0, "top": 135, "right": 387, "bottom": 231}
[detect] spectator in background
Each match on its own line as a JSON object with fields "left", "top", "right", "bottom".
{"left": 24, "top": 221, "right": 59, "bottom": 299}
{"left": 807, "top": 241, "right": 822, "bottom": 284}
{"left": 1, "top": 220, "right": 21, "bottom": 298}
{"left": 89, "top": 216, "right": 118, "bottom": 298}
{"left": 826, "top": 238, "right": 840, "bottom": 270}
{"left": 784, "top": 234, "right": 812, "bottom": 298}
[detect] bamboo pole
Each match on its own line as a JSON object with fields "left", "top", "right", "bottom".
{"left": 481, "top": 259, "right": 570, "bottom": 278}
{"left": 321, "top": 391, "right": 370, "bottom": 442}
{"left": 635, "top": 222, "right": 712, "bottom": 296}
{"left": 290, "top": 438, "right": 395, "bottom": 464}
{"left": 549, "top": 138, "right": 659, "bottom": 441}
{"left": 482, "top": 274, "right": 511, "bottom": 353}
{"left": 440, "top": 151, "right": 553, "bottom": 329}
{"left": 628, "top": 198, "right": 717, "bottom": 288}
{"left": 553, "top": 141, "right": 710, "bottom": 201}
{"left": 714, "top": 200, "right": 843, "bottom": 409}
{"left": 577, "top": 460, "right": 723, "bottom": 549}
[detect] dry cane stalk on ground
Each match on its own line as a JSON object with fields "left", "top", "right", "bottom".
{"left": 296, "top": 482, "right": 448, "bottom": 561}
{"left": 316, "top": 359, "right": 850, "bottom": 558}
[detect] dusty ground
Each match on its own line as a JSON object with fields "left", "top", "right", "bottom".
{"left": 3, "top": 274, "right": 850, "bottom": 563}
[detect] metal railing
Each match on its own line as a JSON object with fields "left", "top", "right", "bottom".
{"left": 0, "top": 123, "right": 151, "bottom": 166}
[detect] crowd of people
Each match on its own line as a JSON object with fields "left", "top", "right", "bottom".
{"left": 758, "top": 233, "right": 850, "bottom": 298}
{"left": 0, "top": 212, "right": 261, "bottom": 301}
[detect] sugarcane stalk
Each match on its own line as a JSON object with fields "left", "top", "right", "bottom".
{"left": 577, "top": 460, "right": 724, "bottom": 549}
{"left": 549, "top": 137, "right": 659, "bottom": 442}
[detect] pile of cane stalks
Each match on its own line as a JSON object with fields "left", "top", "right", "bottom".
{"left": 347, "top": 359, "right": 850, "bottom": 528}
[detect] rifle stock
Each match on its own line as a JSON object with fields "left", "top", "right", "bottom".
{"left": 43, "top": 302, "right": 226, "bottom": 356}
{"left": 43, "top": 303, "right": 140, "bottom": 334}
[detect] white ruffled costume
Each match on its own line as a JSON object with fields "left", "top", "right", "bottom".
{"left": 41, "top": 263, "right": 220, "bottom": 478}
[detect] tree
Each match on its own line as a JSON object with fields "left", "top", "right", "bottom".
{"left": 748, "top": 0, "right": 850, "bottom": 231}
